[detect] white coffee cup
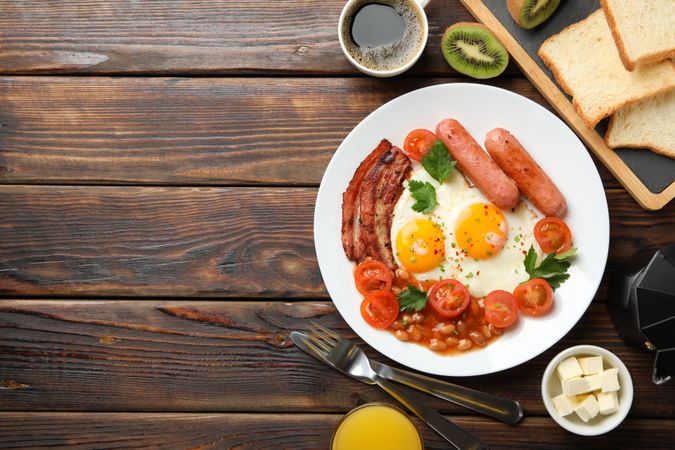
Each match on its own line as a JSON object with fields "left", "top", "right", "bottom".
{"left": 338, "top": 0, "right": 430, "bottom": 77}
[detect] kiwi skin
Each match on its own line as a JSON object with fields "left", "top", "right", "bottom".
{"left": 507, "top": 0, "right": 561, "bottom": 29}
{"left": 441, "top": 23, "right": 509, "bottom": 80}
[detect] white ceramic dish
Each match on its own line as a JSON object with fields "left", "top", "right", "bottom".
{"left": 314, "top": 83, "right": 609, "bottom": 376}
{"left": 541, "top": 345, "right": 633, "bottom": 435}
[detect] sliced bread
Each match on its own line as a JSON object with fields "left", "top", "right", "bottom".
{"left": 600, "top": 0, "right": 675, "bottom": 71}
{"left": 606, "top": 90, "right": 675, "bottom": 158}
{"left": 538, "top": 9, "right": 675, "bottom": 128}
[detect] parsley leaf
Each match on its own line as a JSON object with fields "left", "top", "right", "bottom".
{"left": 421, "top": 139, "right": 457, "bottom": 183}
{"left": 522, "top": 245, "right": 575, "bottom": 290}
{"left": 532, "top": 256, "right": 570, "bottom": 289}
{"left": 408, "top": 180, "right": 437, "bottom": 214}
{"left": 555, "top": 247, "right": 577, "bottom": 260}
{"left": 398, "top": 285, "right": 428, "bottom": 312}
{"left": 523, "top": 245, "right": 538, "bottom": 276}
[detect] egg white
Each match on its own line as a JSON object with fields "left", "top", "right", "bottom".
{"left": 391, "top": 163, "right": 542, "bottom": 297}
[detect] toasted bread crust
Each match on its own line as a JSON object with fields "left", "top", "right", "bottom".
{"left": 577, "top": 80, "right": 675, "bottom": 129}
{"left": 537, "top": 10, "right": 606, "bottom": 104}
{"left": 606, "top": 108, "right": 675, "bottom": 158}
{"left": 600, "top": 0, "right": 675, "bottom": 71}
{"left": 539, "top": 10, "right": 675, "bottom": 128}
{"left": 599, "top": 0, "right": 634, "bottom": 71}
{"left": 538, "top": 46, "right": 574, "bottom": 97}
{"left": 605, "top": 137, "right": 675, "bottom": 158}
{"left": 633, "top": 49, "right": 675, "bottom": 68}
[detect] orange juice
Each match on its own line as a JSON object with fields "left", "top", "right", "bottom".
{"left": 331, "top": 403, "right": 423, "bottom": 450}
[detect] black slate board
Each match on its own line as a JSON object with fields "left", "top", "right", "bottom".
{"left": 483, "top": 0, "right": 675, "bottom": 194}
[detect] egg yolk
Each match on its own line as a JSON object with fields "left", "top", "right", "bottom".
{"left": 396, "top": 219, "right": 445, "bottom": 273}
{"left": 455, "top": 203, "right": 507, "bottom": 260}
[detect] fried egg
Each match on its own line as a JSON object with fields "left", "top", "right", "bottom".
{"left": 395, "top": 218, "right": 445, "bottom": 273}
{"left": 391, "top": 164, "right": 540, "bottom": 297}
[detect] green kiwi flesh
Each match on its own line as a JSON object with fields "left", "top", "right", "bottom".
{"left": 441, "top": 23, "right": 508, "bottom": 79}
{"left": 510, "top": 0, "right": 561, "bottom": 29}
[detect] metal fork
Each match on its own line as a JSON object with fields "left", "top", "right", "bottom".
{"left": 301, "top": 322, "right": 488, "bottom": 450}
{"left": 303, "top": 322, "right": 522, "bottom": 423}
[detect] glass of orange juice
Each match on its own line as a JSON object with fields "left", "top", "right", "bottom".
{"left": 330, "top": 402, "right": 423, "bottom": 450}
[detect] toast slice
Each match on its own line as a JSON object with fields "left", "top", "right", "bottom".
{"left": 600, "top": 0, "right": 675, "bottom": 71}
{"left": 606, "top": 90, "right": 675, "bottom": 158}
{"left": 538, "top": 9, "right": 675, "bottom": 128}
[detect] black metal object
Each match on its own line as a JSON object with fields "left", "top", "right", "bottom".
{"left": 607, "top": 244, "right": 675, "bottom": 385}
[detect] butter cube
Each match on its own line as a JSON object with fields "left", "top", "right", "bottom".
{"left": 585, "top": 373, "right": 603, "bottom": 391}
{"left": 578, "top": 356, "right": 603, "bottom": 375}
{"left": 562, "top": 377, "right": 592, "bottom": 396}
{"left": 552, "top": 394, "right": 580, "bottom": 416}
{"left": 557, "top": 357, "right": 583, "bottom": 380}
{"left": 597, "top": 391, "right": 620, "bottom": 415}
{"left": 574, "top": 394, "right": 600, "bottom": 422}
{"left": 600, "top": 368, "right": 620, "bottom": 393}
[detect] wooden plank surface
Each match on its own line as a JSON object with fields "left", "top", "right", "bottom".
{"left": 0, "top": 186, "right": 673, "bottom": 298}
{"left": 0, "top": 76, "right": 618, "bottom": 188}
{"left": 0, "top": 186, "right": 322, "bottom": 297}
{"left": 1, "top": 413, "right": 673, "bottom": 449}
{"left": 0, "top": 0, "right": 519, "bottom": 76}
{"left": 1, "top": 300, "right": 674, "bottom": 417}
{"left": 2, "top": 0, "right": 673, "bottom": 447}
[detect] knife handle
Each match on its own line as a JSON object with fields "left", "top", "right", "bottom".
{"left": 375, "top": 375, "right": 488, "bottom": 450}
{"left": 374, "top": 362, "right": 523, "bottom": 424}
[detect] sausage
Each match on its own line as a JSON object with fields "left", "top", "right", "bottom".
{"left": 435, "top": 119, "right": 520, "bottom": 210}
{"left": 484, "top": 128, "right": 566, "bottom": 217}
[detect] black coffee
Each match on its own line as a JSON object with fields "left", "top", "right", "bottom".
{"left": 351, "top": 4, "right": 406, "bottom": 48}
{"left": 342, "top": 0, "right": 424, "bottom": 72}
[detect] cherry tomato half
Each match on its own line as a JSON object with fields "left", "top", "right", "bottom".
{"left": 354, "top": 259, "right": 392, "bottom": 296}
{"left": 360, "top": 291, "right": 399, "bottom": 329}
{"left": 427, "top": 279, "right": 471, "bottom": 318}
{"left": 534, "top": 217, "right": 572, "bottom": 254}
{"left": 403, "top": 129, "right": 437, "bottom": 162}
{"left": 514, "top": 278, "right": 553, "bottom": 316}
{"left": 484, "top": 290, "right": 519, "bottom": 328}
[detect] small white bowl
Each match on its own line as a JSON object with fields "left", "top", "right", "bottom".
{"left": 541, "top": 345, "right": 633, "bottom": 436}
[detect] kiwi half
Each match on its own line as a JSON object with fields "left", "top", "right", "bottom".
{"left": 507, "top": 0, "right": 561, "bottom": 29}
{"left": 441, "top": 23, "right": 509, "bottom": 79}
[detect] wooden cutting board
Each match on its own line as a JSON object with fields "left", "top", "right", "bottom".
{"left": 460, "top": 0, "right": 675, "bottom": 210}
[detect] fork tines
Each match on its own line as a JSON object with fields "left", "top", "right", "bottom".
{"left": 307, "top": 321, "right": 340, "bottom": 353}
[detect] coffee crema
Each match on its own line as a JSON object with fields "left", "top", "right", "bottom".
{"left": 341, "top": 0, "right": 425, "bottom": 72}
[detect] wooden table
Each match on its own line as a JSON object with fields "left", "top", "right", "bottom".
{"left": 0, "top": 1, "right": 673, "bottom": 448}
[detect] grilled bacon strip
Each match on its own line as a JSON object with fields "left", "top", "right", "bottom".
{"left": 373, "top": 147, "right": 411, "bottom": 268}
{"left": 341, "top": 140, "right": 411, "bottom": 270}
{"left": 341, "top": 139, "right": 391, "bottom": 260}
{"left": 357, "top": 150, "right": 393, "bottom": 263}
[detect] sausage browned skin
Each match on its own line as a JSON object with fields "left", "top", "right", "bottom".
{"left": 484, "top": 128, "right": 567, "bottom": 217}
{"left": 435, "top": 119, "right": 520, "bottom": 210}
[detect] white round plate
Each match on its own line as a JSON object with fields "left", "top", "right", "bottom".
{"left": 314, "top": 83, "right": 609, "bottom": 376}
